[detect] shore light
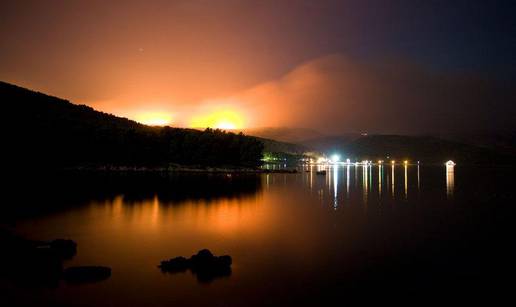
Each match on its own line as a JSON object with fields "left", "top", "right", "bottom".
{"left": 317, "top": 157, "right": 327, "bottom": 164}
{"left": 331, "top": 154, "right": 340, "bottom": 163}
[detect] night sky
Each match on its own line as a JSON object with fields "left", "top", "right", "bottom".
{"left": 1, "top": 0, "right": 515, "bottom": 133}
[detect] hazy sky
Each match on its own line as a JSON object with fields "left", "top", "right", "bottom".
{"left": 1, "top": 0, "right": 515, "bottom": 133}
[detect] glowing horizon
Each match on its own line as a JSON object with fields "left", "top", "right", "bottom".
{"left": 134, "top": 112, "right": 173, "bottom": 126}
{"left": 2, "top": 2, "right": 513, "bottom": 134}
{"left": 126, "top": 107, "right": 247, "bottom": 130}
{"left": 189, "top": 109, "right": 245, "bottom": 130}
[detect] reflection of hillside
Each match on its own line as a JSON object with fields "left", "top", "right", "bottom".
{"left": 5, "top": 172, "right": 262, "bottom": 219}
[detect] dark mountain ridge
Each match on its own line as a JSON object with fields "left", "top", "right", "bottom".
{"left": 2, "top": 81, "right": 263, "bottom": 168}
{"left": 333, "top": 134, "right": 516, "bottom": 164}
{"left": 242, "top": 127, "right": 324, "bottom": 144}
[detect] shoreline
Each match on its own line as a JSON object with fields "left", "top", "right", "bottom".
{"left": 64, "top": 165, "right": 299, "bottom": 174}
{"left": 32, "top": 162, "right": 516, "bottom": 175}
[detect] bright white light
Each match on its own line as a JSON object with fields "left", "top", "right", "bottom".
{"left": 331, "top": 154, "right": 340, "bottom": 163}
{"left": 346, "top": 158, "right": 351, "bottom": 164}
{"left": 445, "top": 160, "right": 456, "bottom": 166}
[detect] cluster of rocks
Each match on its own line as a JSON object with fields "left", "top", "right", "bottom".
{"left": 159, "top": 249, "right": 232, "bottom": 283}
{"left": 2, "top": 230, "right": 232, "bottom": 285}
{"left": 0, "top": 230, "right": 111, "bottom": 286}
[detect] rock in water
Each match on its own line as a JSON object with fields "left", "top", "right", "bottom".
{"left": 159, "top": 249, "right": 232, "bottom": 283}
{"left": 158, "top": 256, "right": 190, "bottom": 272}
{"left": 218, "top": 255, "right": 232, "bottom": 267}
{"left": 63, "top": 266, "right": 111, "bottom": 283}
{"left": 190, "top": 249, "right": 214, "bottom": 266}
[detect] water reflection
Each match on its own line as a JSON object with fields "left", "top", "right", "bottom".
{"left": 7, "top": 164, "right": 501, "bottom": 307}
{"left": 303, "top": 163, "right": 455, "bottom": 206}
{"left": 4, "top": 172, "right": 263, "bottom": 220}
{"left": 333, "top": 164, "right": 338, "bottom": 209}
{"left": 310, "top": 165, "right": 313, "bottom": 190}
{"left": 378, "top": 165, "right": 382, "bottom": 197}
{"left": 363, "top": 165, "right": 369, "bottom": 203}
{"left": 446, "top": 164, "right": 455, "bottom": 198}
{"left": 346, "top": 165, "right": 350, "bottom": 197}
{"left": 404, "top": 164, "right": 408, "bottom": 199}
{"left": 391, "top": 164, "right": 395, "bottom": 197}
{"left": 417, "top": 165, "right": 421, "bottom": 192}
{"left": 7, "top": 165, "right": 459, "bottom": 232}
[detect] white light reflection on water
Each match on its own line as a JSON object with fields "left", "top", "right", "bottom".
{"left": 417, "top": 165, "right": 420, "bottom": 192}
{"left": 309, "top": 165, "right": 313, "bottom": 191}
{"left": 363, "top": 165, "right": 369, "bottom": 203}
{"left": 346, "top": 165, "right": 350, "bottom": 197}
{"left": 369, "top": 165, "right": 372, "bottom": 194}
{"left": 391, "top": 164, "right": 395, "bottom": 197}
{"left": 446, "top": 164, "right": 455, "bottom": 198}
{"left": 278, "top": 163, "right": 454, "bottom": 205}
{"left": 332, "top": 164, "right": 338, "bottom": 209}
{"left": 378, "top": 164, "right": 382, "bottom": 197}
{"left": 404, "top": 164, "right": 408, "bottom": 199}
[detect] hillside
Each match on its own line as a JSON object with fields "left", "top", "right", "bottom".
{"left": 439, "top": 132, "right": 516, "bottom": 156}
{"left": 300, "top": 134, "right": 361, "bottom": 152}
{"left": 2, "top": 81, "right": 263, "bottom": 168}
{"left": 339, "top": 134, "right": 516, "bottom": 164}
{"left": 257, "top": 137, "right": 307, "bottom": 154}
{"left": 243, "top": 127, "right": 324, "bottom": 144}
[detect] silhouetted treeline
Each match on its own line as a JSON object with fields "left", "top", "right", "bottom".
{"left": 2, "top": 81, "right": 263, "bottom": 168}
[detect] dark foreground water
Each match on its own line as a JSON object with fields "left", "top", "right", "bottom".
{"left": 2, "top": 165, "right": 515, "bottom": 306}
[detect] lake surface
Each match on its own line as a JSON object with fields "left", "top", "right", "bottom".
{"left": 3, "top": 165, "right": 515, "bottom": 306}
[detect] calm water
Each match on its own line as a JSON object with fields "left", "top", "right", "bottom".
{"left": 3, "top": 165, "right": 515, "bottom": 306}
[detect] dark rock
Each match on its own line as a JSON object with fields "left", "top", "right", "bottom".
{"left": 159, "top": 249, "right": 232, "bottom": 283}
{"left": 190, "top": 249, "right": 231, "bottom": 270}
{"left": 218, "top": 255, "right": 232, "bottom": 267}
{"left": 190, "top": 249, "right": 214, "bottom": 265}
{"left": 158, "top": 256, "right": 190, "bottom": 272}
{"left": 63, "top": 266, "right": 111, "bottom": 284}
{"left": 0, "top": 231, "right": 66, "bottom": 287}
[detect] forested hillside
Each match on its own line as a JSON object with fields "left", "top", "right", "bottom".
{"left": 2, "top": 81, "right": 263, "bottom": 168}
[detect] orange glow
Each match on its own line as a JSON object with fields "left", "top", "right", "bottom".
{"left": 134, "top": 112, "right": 173, "bottom": 126}
{"left": 189, "top": 109, "right": 245, "bottom": 130}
